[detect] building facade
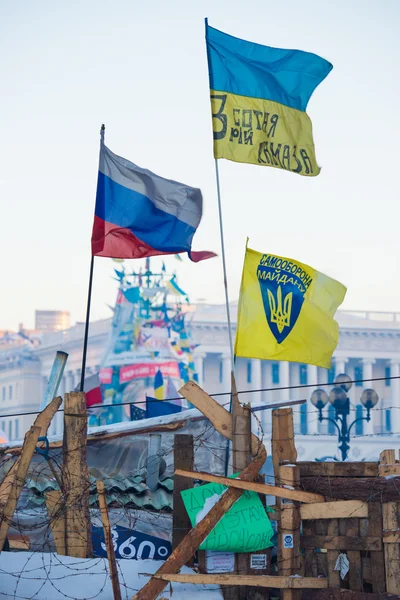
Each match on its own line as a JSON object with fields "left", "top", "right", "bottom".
{"left": 1, "top": 304, "right": 400, "bottom": 461}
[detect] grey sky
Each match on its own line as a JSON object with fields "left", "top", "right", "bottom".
{"left": 1, "top": 0, "right": 399, "bottom": 331}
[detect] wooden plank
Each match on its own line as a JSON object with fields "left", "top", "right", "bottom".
{"left": 231, "top": 373, "right": 251, "bottom": 600}
{"left": 300, "top": 501, "right": 368, "bottom": 520}
{"left": 368, "top": 503, "right": 386, "bottom": 594}
{"left": 0, "top": 459, "right": 20, "bottom": 509}
{"left": 272, "top": 408, "right": 297, "bottom": 478}
{"left": 151, "top": 574, "right": 328, "bottom": 589}
{"left": 8, "top": 533, "right": 30, "bottom": 550}
{"left": 279, "top": 463, "right": 302, "bottom": 600}
{"left": 271, "top": 408, "right": 299, "bottom": 600}
{"left": 248, "top": 474, "right": 271, "bottom": 600}
{"left": 62, "top": 392, "right": 92, "bottom": 558}
{"left": 326, "top": 519, "right": 340, "bottom": 588}
{"left": 0, "top": 426, "right": 41, "bottom": 551}
{"left": 303, "top": 521, "right": 318, "bottom": 578}
{"left": 298, "top": 462, "right": 379, "bottom": 478}
{"left": 301, "top": 536, "right": 382, "bottom": 552}
{"left": 382, "top": 501, "right": 400, "bottom": 594}
{"left": 299, "top": 476, "right": 400, "bottom": 503}
{"left": 346, "top": 518, "right": 362, "bottom": 592}
{"left": 175, "top": 469, "right": 324, "bottom": 504}
{"left": 45, "top": 490, "right": 66, "bottom": 555}
{"left": 172, "top": 434, "right": 194, "bottom": 567}
{"left": 97, "top": 480, "right": 122, "bottom": 600}
{"left": 132, "top": 383, "right": 267, "bottom": 600}
{"left": 178, "top": 380, "right": 261, "bottom": 457}
{"left": 383, "top": 531, "right": 400, "bottom": 543}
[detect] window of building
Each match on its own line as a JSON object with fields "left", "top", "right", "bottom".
{"left": 8, "top": 385, "right": 12, "bottom": 400}
{"left": 14, "top": 419, "right": 19, "bottom": 440}
{"left": 219, "top": 361, "right": 223, "bottom": 384}
{"left": 299, "top": 364, "right": 308, "bottom": 386}
{"left": 385, "top": 366, "right": 391, "bottom": 387}
{"left": 327, "top": 367, "right": 336, "bottom": 385}
{"left": 355, "top": 405, "right": 364, "bottom": 435}
{"left": 300, "top": 403, "right": 308, "bottom": 434}
{"left": 272, "top": 364, "right": 280, "bottom": 385}
{"left": 2, "top": 387, "right": 5, "bottom": 401}
{"left": 247, "top": 361, "right": 252, "bottom": 384}
{"left": 327, "top": 405, "right": 336, "bottom": 434}
{"left": 354, "top": 366, "right": 363, "bottom": 387}
{"left": 385, "top": 409, "right": 392, "bottom": 432}
{"left": 8, "top": 421, "right": 12, "bottom": 441}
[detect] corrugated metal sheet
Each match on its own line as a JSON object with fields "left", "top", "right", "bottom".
{"left": 23, "top": 473, "right": 174, "bottom": 511}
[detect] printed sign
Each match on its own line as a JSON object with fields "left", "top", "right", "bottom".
{"left": 250, "top": 554, "right": 267, "bottom": 570}
{"left": 205, "top": 551, "right": 235, "bottom": 573}
{"left": 119, "top": 361, "right": 180, "bottom": 384}
{"left": 92, "top": 525, "right": 171, "bottom": 560}
{"left": 181, "top": 476, "right": 274, "bottom": 553}
{"left": 283, "top": 534, "right": 294, "bottom": 549}
{"left": 99, "top": 367, "right": 113, "bottom": 384}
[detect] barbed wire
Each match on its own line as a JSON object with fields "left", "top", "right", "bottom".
{"left": 1, "top": 373, "right": 399, "bottom": 420}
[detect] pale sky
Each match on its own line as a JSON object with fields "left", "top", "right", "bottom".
{"left": 1, "top": 0, "right": 399, "bottom": 331}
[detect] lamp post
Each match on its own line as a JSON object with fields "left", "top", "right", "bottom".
{"left": 310, "top": 373, "right": 379, "bottom": 461}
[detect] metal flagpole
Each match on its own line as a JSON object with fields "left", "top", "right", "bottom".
{"left": 214, "top": 158, "right": 235, "bottom": 373}
{"left": 214, "top": 158, "right": 237, "bottom": 476}
{"left": 80, "top": 124, "right": 105, "bottom": 392}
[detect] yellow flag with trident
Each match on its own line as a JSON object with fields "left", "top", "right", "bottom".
{"left": 234, "top": 244, "right": 347, "bottom": 368}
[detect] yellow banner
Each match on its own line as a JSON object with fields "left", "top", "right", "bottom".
{"left": 211, "top": 91, "right": 320, "bottom": 176}
{"left": 234, "top": 247, "right": 346, "bottom": 368}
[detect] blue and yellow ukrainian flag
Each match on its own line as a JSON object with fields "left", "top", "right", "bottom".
{"left": 205, "top": 20, "right": 332, "bottom": 176}
{"left": 235, "top": 245, "right": 346, "bottom": 368}
{"left": 154, "top": 370, "right": 164, "bottom": 400}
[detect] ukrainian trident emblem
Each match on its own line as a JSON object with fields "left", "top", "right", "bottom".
{"left": 257, "top": 256, "right": 311, "bottom": 343}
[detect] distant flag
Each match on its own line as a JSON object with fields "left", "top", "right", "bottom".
{"left": 165, "top": 377, "right": 181, "bottom": 406}
{"left": 146, "top": 396, "right": 181, "bottom": 418}
{"left": 154, "top": 369, "right": 164, "bottom": 400}
{"left": 234, "top": 244, "right": 347, "bottom": 368}
{"left": 175, "top": 254, "right": 183, "bottom": 262}
{"left": 123, "top": 287, "right": 141, "bottom": 304}
{"left": 75, "top": 373, "right": 102, "bottom": 407}
{"left": 162, "top": 261, "right": 166, "bottom": 272}
{"left": 205, "top": 20, "right": 332, "bottom": 176}
{"left": 91, "top": 143, "right": 217, "bottom": 261}
{"left": 114, "top": 269, "right": 125, "bottom": 281}
{"left": 166, "top": 276, "right": 187, "bottom": 297}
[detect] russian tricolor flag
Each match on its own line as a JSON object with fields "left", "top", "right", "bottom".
{"left": 91, "top": 143, "right": 216, "bottom": 262}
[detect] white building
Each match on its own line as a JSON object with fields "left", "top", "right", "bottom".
{"left": 1, "top": 304, "right": 400, "bottom": 461}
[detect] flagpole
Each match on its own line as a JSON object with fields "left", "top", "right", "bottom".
{"left": 80, "top": 255, "right": 95, "bottom": 391}
{"left": 80, "top": 124, "right": 105, "bottom": 392}
{"left": 214, "top": 159, "right": 235, "bottom": 373}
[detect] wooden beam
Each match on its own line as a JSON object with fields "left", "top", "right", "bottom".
{"left": 177, "top": 380, "right": 261, "bottom": 457}
{"left": 175, "top": 469, "right": 324, "bottom": 504}
{"left": 0, "top": 425, "right": 41, "bottom": 551}
{"left": 298, "top": 462, "right": 379, "bottom": 478}
{"left": 299, "top": 475, "right": 400, "bottom": 503}
{"left": 301, "top": 536, "right": 382, "bottom": 552}
{"left": 150, "top": 574, "right": 328, "bottom": 589}
{"left": 382, "top": 502, "right": 400, "bottom": 594}
{"left": 131, "top": 383, "right": 267, "bottom": 600}
{"left": 62, "top": 392, "right": 92, "bottom": 558}
{"left": 231, "top": 373, "right": 251, "bottom": 600}
{"left": 368, "top": 503, "right": 386, "bottom": 594}
{"left": 300, "top": 501, "right": 368, "bottom": 520}
{"left": 172, "top": 434, "right": 194, "bottom": 566}
{"left": 45, "top": 490, "right": 66, "bottom": 555}
{"left": 97, "top": 480, "right": 122, "bottom": 600}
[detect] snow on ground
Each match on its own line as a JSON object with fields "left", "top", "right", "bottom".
{"left": 0, "top": 552, "right": 223, "bottom": 600}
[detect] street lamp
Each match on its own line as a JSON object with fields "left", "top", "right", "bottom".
{"left": 310, "top": 373, "right": 379, "bottom": 461}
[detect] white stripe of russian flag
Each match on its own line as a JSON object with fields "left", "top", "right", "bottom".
{"left": 75, "top": 373, "right": 102, "bottom": 407}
